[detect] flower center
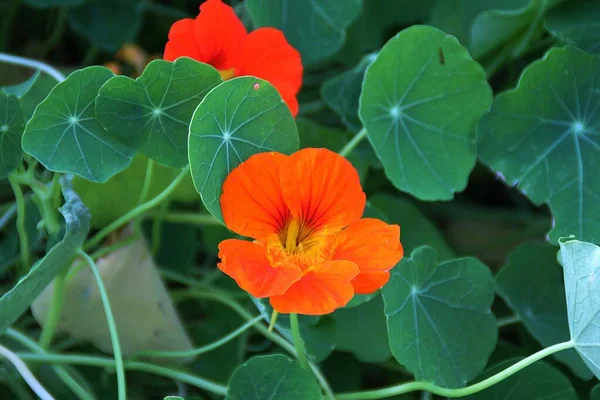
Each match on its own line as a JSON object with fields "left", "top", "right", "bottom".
{"left": 219, "top": 68, "right": 236, "bottom": 80}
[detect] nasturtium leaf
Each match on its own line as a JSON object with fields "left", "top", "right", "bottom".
{"left": 382, "top": 246, "right": 497, "bottom": 388}
{"left": 73, "top": 153, "right": 196, "bottom": 228}
{"left": 188, "top": 77, "right": 298, "bottom": 222}
{"left": 592, "top": 385, "right": 600, "bottom": 400}
{"left": 546, "top": 0, "right": 600, "bottom": 54}
{"left": 478, "top": 46, "right": 600, "bottom": 244}
{"left": 496, "top": 242, "right": 592, "bottom": 379}
{"left": 68, "top": 0, "right": 142, "bottom": 52}
{"left": 464, "top": 358, "right": 577, "bottom": 400}
{"left": 333, "top": 295, "right": 391, "bottom": 363}
{"left": 297, "top": 117, "right": 349, "bottom": 150}
{"left": 369, "top": 193, "right": 455, "bottom": 260}
{"left": 23, "top": 0, "right": 85, "bottom": 8}
{"left": 245, "top": 0, "right": 362, "bottom": 66}
{"left": 0, "top": 177, "right": 90, "bottom": 335}
{"left": 22, "top": 66, "right": 134, "bottom": 183}
{"left": 560, "top": 239, "right": 600, "bottom": 379}
{"left": 1, "top": 71, "right": 56, "bottom": 121}
{"left": 251, "top": 297, "right": 335, "bottom": 362}
{"left": 322, "top": 54, "right": 375, "bottom": 132}
{"left": 96, "top": 58, "right": 221, "bottom": 168}
{"left": 0, "top": 92, "right": 24, "bottom": 178}
{"left": 359, "top": 25, "right": 492, "bottom": 201}
{"left": 226, "top": 354, "right": 322, "bottom": 400}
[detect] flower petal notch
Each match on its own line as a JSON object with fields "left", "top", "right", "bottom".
{"left": 164, "top": 0, "right": 302, "bottom": 116}
{"left": 217, "top": 148, "right": 403, "bottom": 315}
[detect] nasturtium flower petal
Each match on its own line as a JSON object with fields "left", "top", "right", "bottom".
{"left": 351, "top": 271, "right": 391, "bottom": 294}
{"left": 163, "top": 19, "right": 201, "bottom": 61}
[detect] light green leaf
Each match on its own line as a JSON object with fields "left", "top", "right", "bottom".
{"left": 333, "top": 294, "right": 391, "bottom": 363}
{"left": 22, "top": 66, "right": 134, "bottom": 183}
{"left": 96, "top": 58, "right": 221, "bottom": 168}
{"left": 0, "top": 92, "right": 24, "bottom": 178}
{"left": 496, "top": 242, "right": 592, "bottom": 379}
{"left": 227, "top": 354, "right": 321, "bottom": 400}
{"left": 23, "top": 0, "right": 85, "bottom": 8}
{"left": 382, "top": 246, "right": 497, "bottom": 388}
{"left": 478, "top": 46, "right": 600, "bottom": 244}
{"left": 559, "top": 239, "right": 600, "bottom": 380}
{"left": 546, "top": 0, "right": 600, "bottom": 54}
{"left": 0, "top": 177, "right": 90, "bottom": 335}
{"left": 1, "top": 71, "right": 56, "bottom": 121}
{"left": 359, "top": 25, "right": 492, "bottom": 201}
{"left": 464, "top": 358, "right": 577, "bottom": 400}
{"left": 68, "top": 0, "right": 142, "bottom": 52}
{"left": 188, "top": 77, "right": 298, "bottom": 222}
{"left": 245, "top": 0, "right": 362, "bottom": 66}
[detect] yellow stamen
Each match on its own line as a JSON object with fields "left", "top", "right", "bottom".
{"left": 284, "top": 219, "right": 300, "bottom": 252}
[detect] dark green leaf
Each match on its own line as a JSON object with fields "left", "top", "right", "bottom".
{"left": 96, "top": 58, "right": 221, "bottom": 168}
{"left": 359, "top": 25, "right": 492, "bottom": 201}
{"left": 0, "top": 92, "right": 24, "bottom": 178}
{"left": 546, "top": 0, "right": 600, "bottom": 54}
{"left": 226, "top": 354, "right": 322, "bottom": 400}
{"left": 23, "top": 0, "right": 85, "bottom": 7}
{"left": 22, "top": 66, "right": 134, "bottom": 182}
{"left": 592, "top": 385, "right": 600, "bottom": 400}
{"left": 188, "top": 77, "right": 298, "bottom": 222}
{"left": 478, "top": 46, "right": 600, "bottom": 244}
{"left": 245, "top": 0, "right": 362, "bottom": 66}
{"left": 382, "top": 246, "right": 497, "bottom": 387}
{"left": 1, "top": 71, "right": 56, "bottom": 121}
{"left": 496, "top": 242, "right": 592, "bottom": 379}
{"left": 559, "top": 239, "right": 600, "bottom": 379}
{"left": 0, "top": 177, "right": 90, "bottom": 335}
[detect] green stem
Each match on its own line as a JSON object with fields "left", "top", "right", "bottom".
{"left": 339, "top": 129, "right": 367, "bottom": 158}
{"left": 137, "top": 159, "right": 154, "bottom": 206}
{"left": 151, "top": 200, "right": 169, "bottom": 255}
{"left": 151, "top": 211, "right": 220, "bottom": 226}
{"left": 8, "top": 174, "right": 30, "bottom": 272}
{"left": 497, "top": 315, "right": 521, "bottom": 328}
{"left": 289, "top": 313, "right": 309, "bottom": 370}
{"left": 84, "top": 166, "right": 190, "bottom": 250}
{"left": 336, "top": 340, "right": 575, "bottom": 399}
{"left": 77, "top": 250, "right": 127, "bottom": 400}
{"left": 0, "top": 345, "right": 53, "bottom": 400}
{"left": 38, "top": 270, "right": 66, "bottom": 349}
{"left": 0, "top": 52, "right": 65, "bottom": 82}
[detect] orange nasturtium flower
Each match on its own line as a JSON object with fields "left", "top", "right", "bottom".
{"left": 217, "top": 148, "right": 403, "bottom": 315}
{"left": 163, "top": 0, "right": 303, "bottom": 116}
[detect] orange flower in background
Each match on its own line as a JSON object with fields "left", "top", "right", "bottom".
{"left": 163, "top": 0, "right": 303, "bottom": 116}
{"left": 218, "top": 148, "right": 403, "bottom": 315}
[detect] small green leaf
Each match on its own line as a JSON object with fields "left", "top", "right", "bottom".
{"left": 23, "top": 0, "right": 85, "bottom": 8}
{"left": 359, "top": 25, "right": 492, "bottom": 201}
{"left": 559, "top": 239, "right": 600, "bottom": 379}
{"left": 382, "top": 246, "right": 497, "bottom": 388}
{"left": 496, "top": 242, "right": 592, "bottom": 379}
{"left": 22, "top": 66, "right": 134, "bottom": 183}
{"left": 1, "top": 71, "right": 56, "bottom": 121}
{"left": 188, "top": 77, "right": 298, "bottom": 222}
{"left": 245, "top": 0, "right": 362, "bottom": 66}
{"left": 333, "top": 294, "right": 391, "bottom": 363}
{"left": 68, "top": 0, "right": 142, "bottom": 52}
{"left": 464, "top": 358, "right": 577, "bottom": 400}
{"left": 478, "top": 46, "right": 600, "bottom": 244}
{"left": 0, "top": 92, "right": 24, "bottom": 178}
{"left": 0, "top": 177, "right": 90, "bottom": 335}
{"left": 96, "top": 58, "right": 221, "bottom": 168}
{"left": 546, "top": 0, "right": 600, "bottom": 54}
{"left": 226, "top": 354, "right": 322, "bottom": 400}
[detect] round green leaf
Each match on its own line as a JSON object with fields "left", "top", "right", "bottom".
{"left": 188, "top": 77, "right": 298, "bottom": 222}
{"left": 227, "top": 354, "right": 322, "bottom": 400}
{"left": 359, "top": 25, "right": 492, "bottom": 201}
{"left": 546, "top": 0, "right": 600, "bottom": 54}
{"left": 0, "top": 93, "right": 24, "bottom": 178}
{"left": 559, "top": 239, "right": 600, "bottom": 380}
{"left": 1, "top": 70, "right": 56, "bottom": 121}
{"left": 478, "top": 46, "right": 600, "bottom": 244}
{"left": 245, "top": 0, "right": 362, "bottom": 66}
{"left": 496, "top": 242, "right": 592, "bottom": 380}
{"left": 22, "top": 66, "right": 134, "bottom": 182}
{"left": 382, "top": 246, "right": 497, "bottom": 388}
{"left": 97, "top": 58, "right": 221, "bottom": 168}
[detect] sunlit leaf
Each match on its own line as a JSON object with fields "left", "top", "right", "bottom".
{"left": 96, "top": 58, "right": 221, "bottom": 168}
{"left": 546, "top": 0, "right": 600, "bottom": 54}
{"left": 22, "top": 66, "right": 134, "bottom": 182}
{"left": 0, "top": 92, "right": 24, "bottom": 178}
{"left": 382, "top": 246, "right": 497, "bottom": 387}
{"left": 188, "top": 77, "right": 298, "bottom": 222}
{"left": 478, "top": 46, "right": 600, "bottom": 244}
{"left": 245, "top": 0, "right": 362, "bottom": 66}
{"left": 496, "top": 242, "right": 592, "bottom": 379}
{"left": 226, "top": 354, "right": 322, "bottom": 400}
{"left": 0, "top": 177, "right": 90, "bottom": 335}
{"left": 359, "top": 25, "right": 492, "bottom": 201}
